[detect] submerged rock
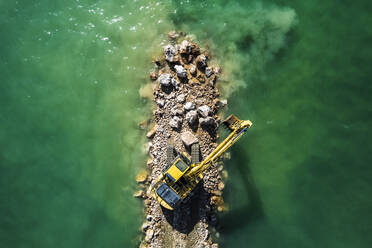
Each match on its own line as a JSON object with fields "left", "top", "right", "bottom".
{"left": 133, "top": 190, "right": 145, "bottom": 198}
{"left": 136, "top": 170, "right": 148, "bottom": 183}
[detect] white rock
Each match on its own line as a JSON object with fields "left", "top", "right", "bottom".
{"left": 156, "top": 99, "right": 165, "bottom": 107}
{"left": 177, "top": 94, "right": 186, "bottom": 103}
{"left": 198, "top": 105, "right": 211, "bottom": 118}
{"left": 196, "top": 54, "right": 207, "bottom": 67}
{"left": 158, "top": 73, "right": 172, "bottom": 86}
{"left": 171, "top": 106, "right": 184, "bottom": 116}
{"left": 174, "top": 65, "right": 187, "bottom": 78}
{"left": 184, "top": 102, "right": 195, "bottom": 111}
{"left": 142, "top": 222, "right": 150, "bottom": 232}
{"left": 200, "top": 116, "right": 215, "bottom": 126}
{"left": 164, "top": 45, "right": 176, "bottom": 62}
{"left": 186, "top": 110, "right": 198, "bottom": 125}
{"left": 189, "top": 64, "right": 196, "bottom": 75}
{"left": 169, "top": 116, "right": 182, "bottom": 129}
{"left": 180, "top": 40, "right": 192, "bottom": 54}
{"left": 181, "top": 131, "right": 198, "bottom": 147}
{"left": 145, "top": 228, "right": 154, "bottom": 242}
{"left": 205, "top": 67, "right": 213, "bottom": 77}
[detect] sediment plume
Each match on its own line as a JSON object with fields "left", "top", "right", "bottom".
{"left": 136, "top": 32, "right": 228, "bottom": 248}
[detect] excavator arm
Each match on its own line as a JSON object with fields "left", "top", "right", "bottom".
{"left": 185, "top": 115, "right": 252, "bottom": 178}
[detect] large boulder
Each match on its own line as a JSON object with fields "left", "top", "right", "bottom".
{"left": 169, "top": 116, "right": 182, "bottom": 129}
{"left": 184, "top": 101, "right": 196, "bottom": 111}
{"left": 164, "top": 45, "right": 176, "bottom": 62}
{"left": 174, "top": 65, "right": 187, "bottom": 78}
{"left": 158, "top": 73, "right": 172, "bottom": 87}
{"left": 186, "top": 110, "right": 198, "bottom": 125}
{"left": 197, "top": 105, "right": 211, "bottom": 118}
{"left": 181, "top": 131, "right": 198, "bottom": 147}
{"left": 200, "top": 116, "right": 215, "bottom": 126}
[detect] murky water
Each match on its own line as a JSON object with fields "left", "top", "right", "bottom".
{"left": 1, "top": 0, "right": 371, "bottom": 247}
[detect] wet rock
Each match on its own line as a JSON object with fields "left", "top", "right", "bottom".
{"left": 145, "top": 228, "right": 154, "bottom": 243}
{"left": 189, "top": 64, "right": 196, "bottom": 75}
{"left": 149, "top": 72, "right": 157, "bottom": 81}
{"left": 133, "top": 190, "right": 145, "bottom": 198}
{"left": 218, "top": 181, "right": 225, "bottom": 191}
{"left": 200, "top": 116, "right": 215, "bottom": 126}
{"left": 156, "top": 99, "right": 165, "bottom": 108}
{"left": 181, "top": 131, "right": 198, "bottom": 147}
{"left": 214, "top": 66, "right": 222, "bottom": 75}
{"left": 136, "top": 170, "right": 148, "bottom": 183}
{"left": 184, "top": 101, "right": 195, "bottom": 111}
{"left": 164, "top": 45, "right": 176, "bottom": 62}
{"left": 169, "top": 116, "right": 182, "bottom": 129}
{"left": 158, "top": 73, "right": 172, "bottom": 87}
{"left": 174, "top": 65, "right": 187, "bottom": 78}
{"left": 186, "top": 110, "right": 198, "bottom": 125}
{"left": 146, "top": 125, "right": 157, "bottom": 139}
{"left": 168, "top": 31, "right": 179, "bottom": 40}
{"left": 176, "top": 94, "right": 185, "bottom": 103}
{"left": 180, "top": 40, "right": 192, "bottom": 54}
{"left": 205, "top": 67, "right": 213, "bottom": 77}
{"left": 197, "top": 105, "right": 211, "bottom": 118}
{"left": 196, "top": 54, "right": 207, "bottom": 68}
{"left": 142, "top": 222, "right": 151, "bottom": 232}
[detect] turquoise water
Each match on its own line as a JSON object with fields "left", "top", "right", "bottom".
{"left": 1, "top": 0, "right": 372, "bottom": 247}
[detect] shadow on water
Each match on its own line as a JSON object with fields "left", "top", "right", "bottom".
{"left": 218, "top": 145, "right": 264, "bottom": 234}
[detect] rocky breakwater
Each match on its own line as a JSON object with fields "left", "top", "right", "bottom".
{"left": 136, "top": 32, "right": 228, "bottom": 248}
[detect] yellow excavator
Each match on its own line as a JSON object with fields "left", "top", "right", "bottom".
{"left": 151, "top": 114, "right": 253, "bottom": 210}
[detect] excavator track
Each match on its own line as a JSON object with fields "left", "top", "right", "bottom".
{"left": 191, "top": 143, "right": 200, "bottom": 164}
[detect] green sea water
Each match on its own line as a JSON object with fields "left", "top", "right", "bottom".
{"left": 1, "top": 0, "right": 372, "bottom": 247}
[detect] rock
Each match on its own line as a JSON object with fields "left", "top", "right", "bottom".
{"left": 218, "top": 181, "right": 225, "bottom": 190}
{"left": 197, "top": 105, "right": 211, "bottom": 118}
{"left": 186, "top": 110, "right": 198, "bottom": 125}
{"left": 146, "top": 215, "right": 154, "bottom": 222}
{"left": 158, "top": 73, "right": 172, "bottom": 87}
{"left": 145, "top": 228, "right": 154, "bottom": 243}
{"left": 176, "top": 94, "right": 185, "bottom": 103}
{"left": 214, "top": 66, "right": 221, "bottom": 75}
{"left": 200, "top": 116, "right": 215, "bottom": 126}
{"left": 196, "top": 54, "right": 207, "bottom": 68}
{"left": 180, "top": 40, "right": 192, "bottom": 54}
{"left": 211, "top": 190, "right": 222, "bottom": 196}
{"left": 168, "top": 30, "right": 179, "bottom": 40}
{"left": 189, "top": 64, "right": 196, "bottom": 75}
{"left": 171, "top": 77, "right": 179, "bottom": 90}
{"left": 169, "top": 116, "right": 182, "bottom": 129}
{"left": 146, "top": 125, "right": 157, "bottom": 139}
{"left": 205, "top": 67, "right": 213, "bottom": 77}
{"left": 181, "top": 131, "right": 198, "bottom": 147}
{"left": 174, "top": 65, "right": 187, "bottom": 78}
{"left": 164, "top": 45, "right": 176, "bottom": 62}
{"left": 133, "top": 190, "right": 145, "bottom": 198}
{"left": 142, "top": 222, "right": 151, "bottom": 232}
{"left": 211, "top": 243, "right": 219, "bottom": 248}
{"left": 136, "top": 170, "right": 148, "bottom": 183}
{"left": 184, "top": 101, "right": 195, "bottom": 111}
{"left": 211, "top": 195, "right": 224, "bottom": 206}
{"left": 156, "top": 99, "right": 165, "bottom": 108}
{"left": 171, "top": 106, "right": 184, "bottom": 116}
{"left": 149, "top": 72, "right": 157, "bottom": 81}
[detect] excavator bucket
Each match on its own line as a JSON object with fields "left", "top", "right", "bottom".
{"left": 222, "top": 114, "right": 240, "bottom": 132}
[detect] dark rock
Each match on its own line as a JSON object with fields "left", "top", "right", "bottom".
{"left": 200, "top": 116, "right": 215, "bottom": 126}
